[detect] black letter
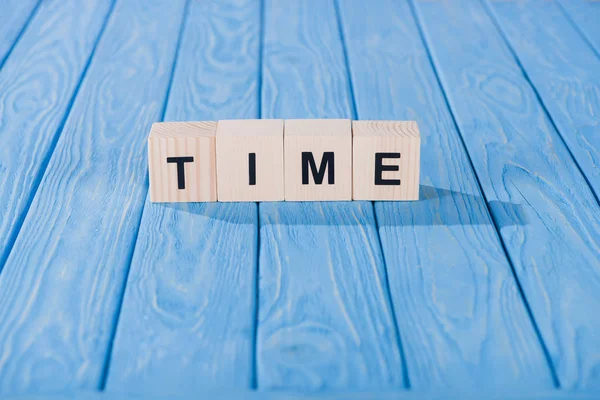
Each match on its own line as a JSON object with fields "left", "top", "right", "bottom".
{"left": 249, "top": 153, "right": 256, "bottom": 185}
{"left": 375, "top": 153, "right": 400, "bottom": 185}
{"left": 302, "top": 152, "right": 335, "bottom": 185}
{"left": 167, "top": 156, "right": 194, "bottom": 189}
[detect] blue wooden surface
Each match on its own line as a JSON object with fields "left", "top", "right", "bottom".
{"left": 488, "top": 0, "right": 600, "bottom": 210}
{"left": 0, "top": 0, "right": 185, "bottom": 393}
{"left": 0, "top": 0, "right": 39, "bottom": 66}
{"left": 486, "top": 0, "right": 600, "bottom": 389}
{"left": 0, "top": 0, "right": 113, "bottom": 268}
{"left": 257, "top": 0, "right": 404, "bottom": 390}
{"left": 105, "top": 0, "right": 260, "bottom": 392}
{"left": 339, "top": 0, "right": 554, "bottom": 390}
{"left": 412, "top": 0, "right": 600, "bottom": 390}
{"left": 0, "top": 0, "right": 599, "bottom": 397}
{"left": 3, "top": 390, "right": 600, "bottom": 400}
{"left": 559, "top": 0, "right": 600, "bottom": 57}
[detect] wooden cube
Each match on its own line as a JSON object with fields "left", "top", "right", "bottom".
{"left": 216, "top": 119, "right": 284, "bottom": 202}
{"left": 284, "top": 119, "right": 352, "bottom": 201}
{"left": 352, "top": 120, "right": 420, "bottom": 201}
{"left": 148, "top": 121, "right": 217, "bottom": 203}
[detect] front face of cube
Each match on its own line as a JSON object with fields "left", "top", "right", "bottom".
{"left": 216, "top": 120, "right": 284, "bottom": 202}
{"left": 148, "top": 135, "right": 217, "bottom": 202}
{"left": 353, "top": 135, "right": 420, "bottom": 201}
{"left": 284, "top": 128, "right": 352, "bottom": 201}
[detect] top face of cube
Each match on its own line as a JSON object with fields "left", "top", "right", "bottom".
{"left": 149, "top": 121, "right": 217, "bottom": 139}
{"left": 285, "top": 119, "right": 351, "bottom": 137}
{"left": 217, "top": 119, "right": 283, "bottom": 137}
{"left": 352, "top": 120, "right": 420, "bottom": 138}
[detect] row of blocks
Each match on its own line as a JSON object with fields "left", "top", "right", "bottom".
{"left": 148, "top": 119, "right": 420, "bottom": 202}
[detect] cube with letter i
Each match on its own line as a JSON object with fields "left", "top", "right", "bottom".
{"left": 284, "top": 119, "right": 352, "bottom": 201}
{"left": 352, "top": 120, "right": 420, "bottom": 201}
{"left": 216, "top": 119, "right": 285, "bottom": 202}
{"left": 148, "top": 121, "right": 217, "bottom": 203}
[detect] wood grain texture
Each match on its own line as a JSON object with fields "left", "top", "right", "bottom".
{"left": 284, "top": 119, "right": 352, "bottom": 201}
{"left": 352, "top": 121, "right": 421, "bottom": 201}
{"left": 338, "top": 0, "right": 555, "bottom": 390}
{"left": 0, "top": 0, "right": 39, "bottom": 66}
{"left": 488, "top": 0, "right": 600, "bottom": 216}
{"left": 0, "top": 0, "right": 186, "bottom": 394}
{"left": 216, "top": 119, "right": 284, "bottom": 202}
{"left": 559, "top": 0, "right": 600, "bottom": 56}
{"left": 4, "top": 389, "right": 600, "bottom": 400}
{"left": 257, "top": 0, "right": 404, "bottom": 390}
{"left": 258, "top": 202, "right": 403, "bottom": 389}
{"left": 105, "top": 0, "right": 260, "bottom": 392}
{"left": 148, "top": 121, "right": 217, "bottom": 203}
{"left": 261, "top": 0, "right": 353, "bottom": 119}
{"left": 0, "top": 0, "right": 113, "bottom": 268}
{"left": 412, "top": 0, "right": 600, "bottom": 390}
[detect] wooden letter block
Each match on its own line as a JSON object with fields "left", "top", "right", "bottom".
{"left": 148, "top": 121, "right": 217, "bottom": 203}
{"left": 216, "top": 119, "right": 284, "bottom": 202}
{"left": 352, "top": 120, "right": 420, "bottom": 201}
{"left": 284, "top": 119, "right": 352, "bottom": 201}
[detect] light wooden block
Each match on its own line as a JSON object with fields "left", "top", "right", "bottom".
{"left": 216, "top": 119, "right": 284, "bottom": 202}
{"left": 352, "top": 120, "right": 420, "bottom": 201}
{"left": 284, "top": 119, "right": 352, "bottom": 201}
{"left": 148, "top": 121, "right": 217, "bottom": 203}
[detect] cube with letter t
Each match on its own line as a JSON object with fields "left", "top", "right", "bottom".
{"left": 216, "top": 119, "right": 285, "bottom": 202}
{"left": 148, "top": 121, "right": 217, "bottom": 202}
{"left": 352, "top": 120, "right": 420, "bottom": 200}
{"left": 284, "top": 119, "right": 352, "bottom": 201}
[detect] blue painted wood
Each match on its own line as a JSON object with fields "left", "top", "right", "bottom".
{"left": 0, "top": 0, "right": 598, "bottom": 395}
{"left": 104, "top": 0, "right": 260, "bottom": 392}
{"left": 338, "top": 0, "right": 555, "bottom": 390}
{"left": 0, "top": 0, "right": 39, "bottom": 67}
{"left": 0, "top": 0, "right": 113, "bottom": 268}
{"left": 257, "top": 0, "right": 405, "bottom": 390}
{"left": 0, "top": 0, "right": 186, "bottom": 394}
{"left": 558, "top": 0, "right": 600, "bottom": 56}
{"left": 411, "top": 0, "right": 600, "bottom": 390}
{"left": 3, "top": 390, "right": 600, "bottom": 400}
{"left": 487, "top": 0, "right": 600, "bottom": 216}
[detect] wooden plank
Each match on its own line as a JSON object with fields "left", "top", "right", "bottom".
{"left": 3, "top": 389, "right": 600, "bottom": 400}
{"left": 0, "top": 0, "right": 39, "bottom": 66}
{"left": 488, "top": 0, "right": 600, "bottom": 215}
{"left": 412, "top": 0, "right": 600, "bottom": 390}
{"left": 0, "top": 0, "right": 114, "bottom": 268}
{"left": 256, "top": 0, "right": 405, "bottom": 390}
{"left": 104, "top": 0, "right": 260, "bottom": 392}
{"left": 0, "top": 0, "right": 186, "bottom": 394}
{"left": 558, "top": 0, "right": 600, "bottom": 56}
{"left": 338, "top": 0, "right": 555, "bottom": 390}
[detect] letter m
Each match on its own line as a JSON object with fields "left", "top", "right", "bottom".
{"left": 302, "top": 152, "right": 335, "bottom": 185}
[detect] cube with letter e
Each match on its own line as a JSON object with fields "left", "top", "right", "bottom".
{"left": 352, "top": 120, "right": 420, "bottom": 201}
